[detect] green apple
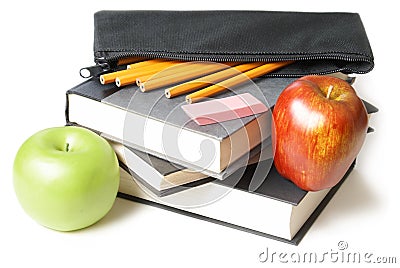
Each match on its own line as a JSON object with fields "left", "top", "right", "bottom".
{"left": 13, "top": 126, "right": 120, "bottom": 231}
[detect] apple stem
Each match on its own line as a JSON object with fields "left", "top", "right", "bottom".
{"left": 65, "top": 143, "right": 70, "bottom": 152}
{"left": 326, "top": 85, "right": 333, "bottom": 99}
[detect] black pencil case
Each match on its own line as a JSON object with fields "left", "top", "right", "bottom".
{"left": 81, "top": 10, "right": 374, "bottom": 78}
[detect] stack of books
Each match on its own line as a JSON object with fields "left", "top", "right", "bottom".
{"left": 66, "top": 59, "right": 377, "bottom": 244}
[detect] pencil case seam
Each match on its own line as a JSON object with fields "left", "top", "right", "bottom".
{"left": 95, "top": 49, "right": 373, "bottom": 59}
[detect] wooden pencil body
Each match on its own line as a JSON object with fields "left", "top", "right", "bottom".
{"left": 139, "top": 62, "right": 238, "bottom": 92}
{"left": 127, "top": 58, "right": 167, "bottom": 69}
{"left": 186, "top": 61, "right": 293, "bottom": 103}
{"left": 165, "top": 62, "right": 265, "bottom": 98}
{"left": 116, "top": 60, "right": 182, "bottom": 87}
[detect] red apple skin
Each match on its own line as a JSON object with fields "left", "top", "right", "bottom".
{"left": 272, "top": 75, "right": 368, "bottom": 191}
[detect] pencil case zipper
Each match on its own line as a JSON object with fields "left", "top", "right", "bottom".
{"left": 80, "top": 10, "right": 374, "bottom": 78}
{"left": 80, "top": 51, "right": 371, "bottom": 78}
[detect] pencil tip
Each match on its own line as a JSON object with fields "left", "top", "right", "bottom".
{"left": 116, "top": 78, "right": 121, "bottom": 87}
{"left": 140, "top": 84, "right": 145, "bottom": 92}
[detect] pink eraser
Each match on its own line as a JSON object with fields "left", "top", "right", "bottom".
{"left": 181, "top": 93, "right": 268, "bottom": 126}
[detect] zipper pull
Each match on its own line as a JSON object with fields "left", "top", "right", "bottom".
{"left": 79, "top": 62, "right": 110, "bottom": 78}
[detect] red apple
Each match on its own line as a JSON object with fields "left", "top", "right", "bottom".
{"left": 272, "top": 75, "right": 368, "bottom": 191}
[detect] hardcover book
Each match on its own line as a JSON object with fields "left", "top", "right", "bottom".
{"left": 65, "top": 74, "right": 367, "bottom": 177}
{"left": 66, "top": 76, "right": 296, "bottom": 177}
{"left": 107, "top": 136, "right": 273, "bottom": 196}
{"left": 117, "top": 159, "right": 356, "bottom": 245}
{"left": 107, "top": 138, "right": 213, "bottom": 196}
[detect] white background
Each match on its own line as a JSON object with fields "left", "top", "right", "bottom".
{"left": 0, "top": 1, "right": 398, "bottom": 267}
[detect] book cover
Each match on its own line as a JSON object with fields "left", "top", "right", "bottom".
{"left": 66, "top": 76, "right": 296, "bottom": 175}
{"left": 101, "top": 74, "right": 295, "bottom": 140}
{"left": 119, "top": 160, "right": 215, "bottom": 197}
{"left": 117, "top": 159, "right": 356, "bottom": 245}
{"left": 107, "top": 138, "right": 214, "bottom": 196}
{"left": 103, "top": 130, "right": 273, "bottom": 180}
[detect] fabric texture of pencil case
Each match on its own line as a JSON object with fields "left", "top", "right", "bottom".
{"left": 81, "top": 10, "right": 374, "bottom": 78}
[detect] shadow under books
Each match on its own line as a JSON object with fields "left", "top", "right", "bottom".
{"left": 315, "top": 169, "right": 380, "bottom": 228}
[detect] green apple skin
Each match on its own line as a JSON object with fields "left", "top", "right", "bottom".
{"left": 13, "top": 126, "right": 120, "bottom": 231}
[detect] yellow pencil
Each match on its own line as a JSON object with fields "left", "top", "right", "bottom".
{"left": 165, "top": 62, "right": 265, "bottom": 98}
{"left": 100, "top": 69, "right": 133, "bottom": 85}
{"left": 185, "top": 61, "right": 294, "bottom": 104}
{"left": 136, "top": 61, "right": 238, "bottom": 86}
{"left": 116, "top": 60, "right": 182, "bottom": 87}
{"left": 139, "top": 62, "right": 239, "bottom": 92}
{"left": 99, "top": 58, "right": 171, "bottom": 85}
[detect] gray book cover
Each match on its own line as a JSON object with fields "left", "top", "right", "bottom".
{"left": 102, "top": 75, "right": 297, "bottom": 140}
{"left": 129, "top": 145, "right": 185, "bottom": 176}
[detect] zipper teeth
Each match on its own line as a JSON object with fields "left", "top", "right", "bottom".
{"left": 95, "top": 51, "right": 372, "bottom": 76}
{"left": 98, "top": 51, "right": 369, "bottom": 64}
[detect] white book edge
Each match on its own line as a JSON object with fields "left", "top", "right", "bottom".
{"left": 108, "top": 138, "right": 208, "bottom": 191}
{"left": 119, "top": 167, "right": 330, "bottom": 241}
